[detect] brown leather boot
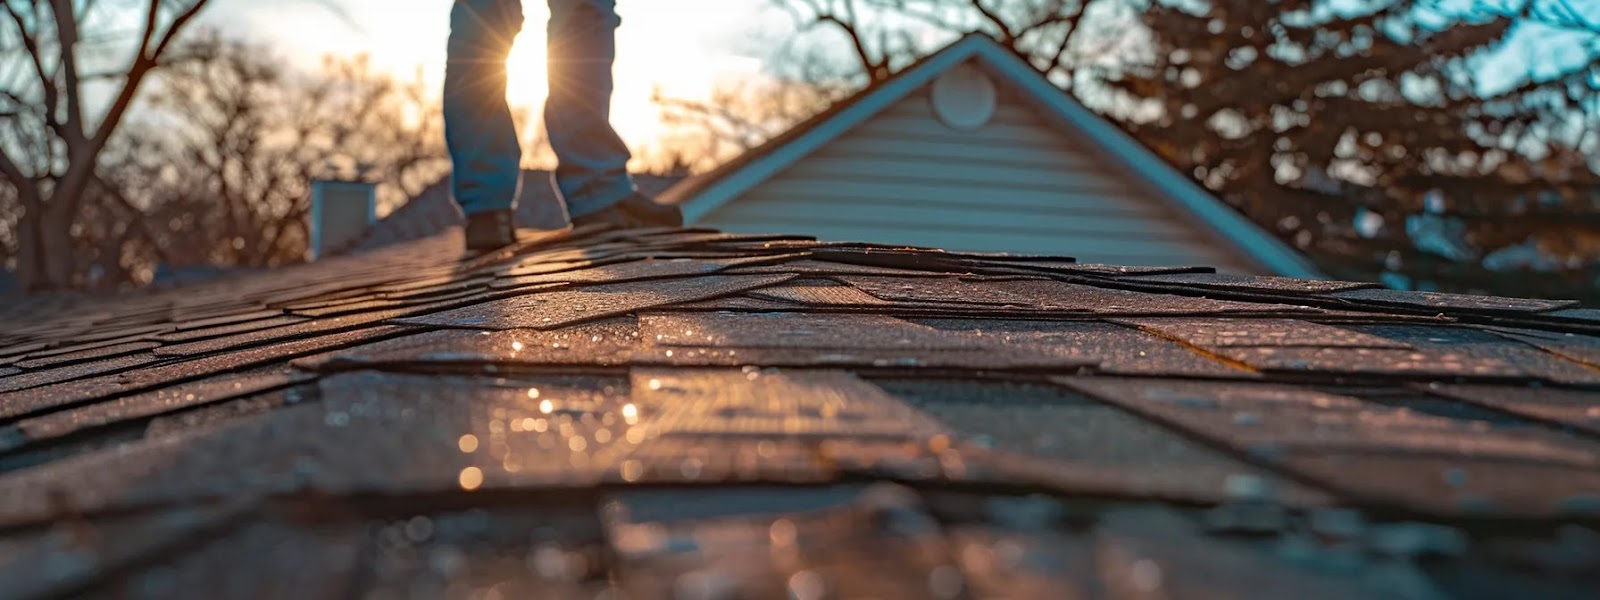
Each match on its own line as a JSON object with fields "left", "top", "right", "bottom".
{"left": 463, "top": 209, "right": 517, "bottom": 253}
{"left": 570, "top": 193, "right": 683, "bottom": 230}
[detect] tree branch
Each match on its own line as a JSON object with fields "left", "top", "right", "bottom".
{"left": 49, "top": 0, "right": 87, "bottom": 147}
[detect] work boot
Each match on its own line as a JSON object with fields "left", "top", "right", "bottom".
{"left": 571, "top": 193, "right": 682, "bottom": 230}
{"left": 463, "top": 209, "right": 517, "bottom": 253}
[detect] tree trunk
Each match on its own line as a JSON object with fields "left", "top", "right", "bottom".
{"left": 38, "top": 208, "right": 77, "bottom": 290}
{"left": 15, "top": 205, "right": 42, "bottom": 292}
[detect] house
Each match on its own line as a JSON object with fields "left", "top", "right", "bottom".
{"left": 661, "top": 34, "right": 1320, "bottom": 277}
{"left": 0, "top": 221, "right": 1597, "bottom": 594}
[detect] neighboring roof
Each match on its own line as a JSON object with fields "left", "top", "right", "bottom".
{"left": 348, "top": 169, "right": 684, "bottom": 254}
{"left": 0, "top": 223, "right": 1597, "bottom": 594}
{"left": 661, "top": 34, "right": 1321, "bottom": 279}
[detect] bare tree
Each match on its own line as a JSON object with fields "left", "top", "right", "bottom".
{"left": 652, "top": 73, "right": 851, "bottom": 172}
{"left": 646, "top": 0, "right": 1127, "bottom": 173}
{"left": 0, "top": 0, "right": 210, "bottom": 291}
{"left": 112, "top": 38, "right": 449, "bottom": 273}
{"left": 772, "top": 0, "right": 1113, "bottom": 83}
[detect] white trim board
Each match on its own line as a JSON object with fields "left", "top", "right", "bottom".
{"left": 670, "top": 34, "right": 1322, "bottom": 278}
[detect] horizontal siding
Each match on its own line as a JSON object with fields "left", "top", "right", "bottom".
{"left": 741, "top": 183, "right": 1165, "bottom": 218}
{"left": 700, "top": 74, "right": 1265, "bottom": 274}
{"left": 879, "top": 95, "right": 1043, "bottom": 126}
{"left": 852, "top": 117, "right": 1067, "bottom": 146}
{"left": 808, "top": 136, "right": 1099, "bottom": 170}
{"left": 781, "top": 158, "right": 1127, "bottom": 192}
{"left": 708, "top": 199, "right": 1196, "bottom": 238}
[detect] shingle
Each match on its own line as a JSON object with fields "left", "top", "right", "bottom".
{"left": 87, "top": 520, "right": 366, "bottom": 599}
{"left": 155, "top": 315, "right": 312, "bottom": 343}
{"left": 603, "top": 484, "right": 957, "bottom": 600}
{"left": 634, "top": 368, "right": 946, "bottom": 439}
{"left": 746, "top": 280, "right": 894, "bottom": 306}
{"left": 0, "top": 503, "right": 256, "bottom": 600}
{"left": 295, "top": 319, "right": 641, "bottom": 371}
{"left": 837, "top": 276, "right": 1322, "bottom": 316}
{"left": 491, "top": 254, "right": 804, "bottom": 291}
{"left": 1125, "top": 318, "right": 1409, "bottom": 349}
{"left": 1329, "top": 288, "right": 1579, "bottom": 314}
{"left": 1214, "top": 346, "right": 1527, "bottom": 380}
{"left": 0, "top": 325, "right": 416, "bottom": 420}
{"left": 909, "top": 318, "right": 1250, "bottom": 377}
{"left": 874, "top": 379, "right": 1327, "bottom": 505}
{"left": 0, "top": 353, "right": 163, "bottom": 395}
{"left": 1486, "top": 327, "right": 1600, "bottom": 367}
{"left": 1121, "top": 272, "right": 1380, "bottom": 294}
{"left": 641, "top": 312, "right": 979, "bottom": 350}
{"left": 1423, "top": 384, "right": 1600, "bottom": 438}
{"left": 395, "top": 274, "right": 797, "bottom": 330}
{"left": 1347, "top": 324, "right": 1600, "bottom": 385}
{"left": 12, "top": 341, "right": 161, "bottom": 370}
{"left": 0, "top": 372, "right": 636, "bottom": 524}
{"left": 726, "top": 258, "right": 957, "bottom": 278}
{"left": 1058, "top": 377, "right": 1600, "bottom": 516}
{"left": 168, "top": 309, "right": 287, "bottom": 332}
{"left": 1090, "top": 507, "right": 1424, "bottom": 599}
{"left": 10, "top": 368, "right": 311, "bottom": 450}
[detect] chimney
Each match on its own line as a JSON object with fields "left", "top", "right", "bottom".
{"left": 309, "top": 180, "right": 376, "bottom": 260}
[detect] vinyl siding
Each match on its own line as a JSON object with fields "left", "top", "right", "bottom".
{"left": 694, "top": 74, "right": 1262, "bottom": 273}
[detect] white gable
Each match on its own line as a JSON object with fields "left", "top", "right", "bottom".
{"left": 670, "top": 35, "right": 1320, "bottom": 277}
{"left": 697, "top": 70, "right": 1258, "bottom": 271}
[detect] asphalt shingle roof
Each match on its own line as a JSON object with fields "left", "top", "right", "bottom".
{"left": 0, "top": 225, "right": 1598, "bottom": 597}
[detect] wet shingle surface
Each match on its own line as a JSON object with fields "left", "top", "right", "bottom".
{"left": 0, "top": 225, "right": 1597, "bottom": 597}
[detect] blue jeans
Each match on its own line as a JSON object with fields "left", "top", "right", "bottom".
{"left": 444, "top": 0, "right": 636, "bottom": 219}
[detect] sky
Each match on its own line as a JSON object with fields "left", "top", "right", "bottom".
{"left": 187, "top": 0, "right": 1597, "bottom": 152}
{"left": 195, "top": 0, "right": 794, "bottom": 149}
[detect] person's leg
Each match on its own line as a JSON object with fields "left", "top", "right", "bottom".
{"left": 544, "top": 0, "right": 636, "bottom": 219}
{"left": 444, "top": 0, "right": 524, "bottom": 218}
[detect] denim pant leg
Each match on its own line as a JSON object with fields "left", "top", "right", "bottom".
{"left": 444, "top": 0, "right": 525, "bottom": 217}
{"left": 546, "top": 0, "right": 636, "bottom": 218}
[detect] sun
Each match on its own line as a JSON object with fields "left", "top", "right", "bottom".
{"left": 498, "top": 20, "right": 719, "bottom": 157}
{"left": 504, "top": 41, "right": 550, "bottom": 117}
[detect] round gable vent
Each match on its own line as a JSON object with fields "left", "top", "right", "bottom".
{"left": 930, "top": 64, "right": 997, "bottom": 131}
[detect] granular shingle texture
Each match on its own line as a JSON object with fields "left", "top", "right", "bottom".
{"left": 1, "top": 224, "right": 1598, "bottom": 598}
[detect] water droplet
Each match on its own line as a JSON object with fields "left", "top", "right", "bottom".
{"left": 622, "top": 403, "right": 640, "bottom": 424}
{"left": 458, "top": 467, "right": 483, "bottom": 491}
{"left": 511, "top": 341, "right": 525, "bottom": 352}
{"left": 769, "top": 518, "right": 797, "bottom": 546}
{"left": 540, "top": 399, "right": 554, "bottom": 414}
{"left": 527, "top": 388, "right": 541, "bottom": 399}
{"left": 620, "top": 460, "right": 644, "bottom": 482}
{"left": 458, "top": 434, "right": 480, "bottom": 453}
{"left": 569, "top": 437, "right": 588, "bottom": 452}
{"left": 787, "top": 570, "right": 827, "bottom": 600}
{"left": 648, "top": 379, "right": 663, "bottom": 391}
